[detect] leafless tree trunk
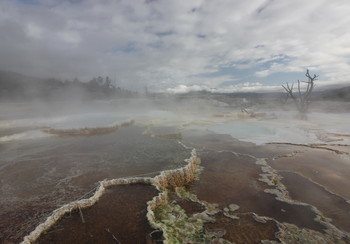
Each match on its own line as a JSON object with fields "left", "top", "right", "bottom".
{"left": 282, "top": 69, "right": 318, "bottom": 120}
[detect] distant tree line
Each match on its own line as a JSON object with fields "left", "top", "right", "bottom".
{"left": 0, "top": 70, "right": 136, "bottom": 101}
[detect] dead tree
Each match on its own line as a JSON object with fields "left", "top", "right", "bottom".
{"left": 282, "top": 69, "right": 318, "bottom": 120}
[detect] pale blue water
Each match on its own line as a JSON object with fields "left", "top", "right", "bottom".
{"left": 209, "top": 121, "right": 276, "bottom": 139}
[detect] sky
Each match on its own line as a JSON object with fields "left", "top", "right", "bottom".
{"left": 0, "top": 0, "right": 350, "bottom": 93}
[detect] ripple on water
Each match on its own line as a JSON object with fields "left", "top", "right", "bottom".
{"left": 268, "top": 149, "right": 350, "bottom": 200}
{"left": 280, "top": 171, "right": 350, "bottom": 232}
{"left": 189, "top": 151, "right": 325, "bottom": 232}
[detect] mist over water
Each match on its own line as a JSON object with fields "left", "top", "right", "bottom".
{"left": 2, "top": 95, "right": 348, "bottom": 144}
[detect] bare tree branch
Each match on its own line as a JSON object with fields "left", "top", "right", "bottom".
{"left": 282, "top": 69, "right": 318, "bottom": 119}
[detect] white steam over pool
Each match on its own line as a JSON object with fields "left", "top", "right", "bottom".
{"left": 0, "top": 100, "right": 349, "bottom": 145}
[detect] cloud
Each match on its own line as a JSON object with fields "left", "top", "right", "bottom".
{"left": 167, "top": 82, "right": 281, "bottom": 94}
{"left": 57, "top": 31, "right": 81, "bottom": 44}
{"left": 0, "top": 0, "right": 350, "bottom": 92}
{"left": 217, "top": 82, "right": 281, "bottom": 93}
{"left": 167, "top": 84, "right": 207, "bottom": 94}
{"left": 25, "top": 22, "right": 43, "bottom": 39}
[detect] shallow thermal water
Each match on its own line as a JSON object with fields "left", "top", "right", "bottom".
{"left": 0, "top": 124, "right": 189, "bottom": 243}
{"left": 206, "top": 120, "right": 305, "bottom": 145}
{"left": 204, "top": 112, "right": 350, "bottom": 145}
{"left": 36, "top": 184, "right": 159, "bottom": 244}
{"left": 1, "top": 101, "right": 350, "bottom": 243}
